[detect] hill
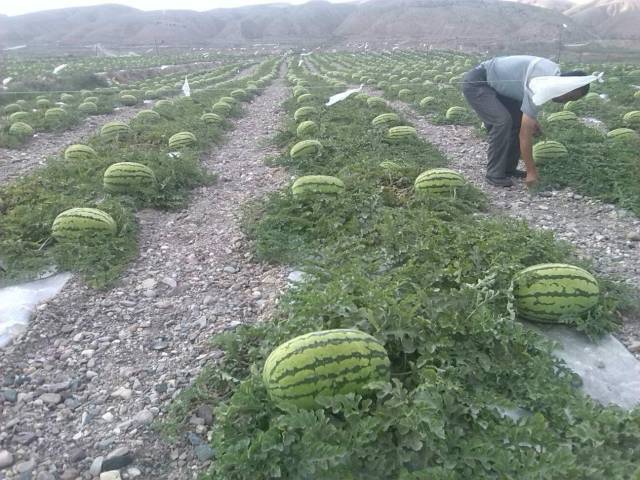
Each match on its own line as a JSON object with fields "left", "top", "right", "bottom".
{"left": 564, "top": 0, "right": 640, "bottom": 39}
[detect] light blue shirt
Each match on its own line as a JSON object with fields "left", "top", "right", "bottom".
{"left": 481, "top": 55, "right": 560, "bottom": 118}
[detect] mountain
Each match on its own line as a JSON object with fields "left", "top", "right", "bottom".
{"left": 0, "top": 0, "right": 596, "bottom": 49}
{"left": 507, "top": 0, "right": 575, "bottom": 12}
{"left": 564, "top": 0, "right": 640, "bottom": 38}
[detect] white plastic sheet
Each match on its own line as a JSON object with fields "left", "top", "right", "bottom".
{"left": 530, "top": 72, "right": 604, "bottom": 106}
{"left": 53, "top": 64, "right": 68, "bottom": 74}
{"left": 182, "top": 76, "right": 190, "bottom": 97}
{"left": 326, "top": 85, "right": 363, "bottom": 106}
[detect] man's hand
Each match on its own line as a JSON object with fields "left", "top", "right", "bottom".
{"left": 525, "top": 172, "right": 539, "bottom": 189}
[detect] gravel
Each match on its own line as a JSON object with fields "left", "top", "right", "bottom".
{"left": 0, "top": 65, "right": 290, "bottom": 479}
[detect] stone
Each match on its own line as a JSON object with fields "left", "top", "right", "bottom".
{"left": 126, "top": 467, "right": 141, "bottom": 478}
{"left": 40, "top": 393, "right": 62, "bottom": 406}
{"left": 141, "top": 278, "right": 157, "bottom": 290}
{"left": 195, "top": 404, "right": 213, "bottom": 426}
{"left": 99, "top": 472, "right": 122, "bottom": 480}
{"left": 110, "top": 387, "right": 132, "bottom": 400}
{"left": 629, "top": 341, "right": 640, "bottom": 353}
{"left": 102, "top": 412, "right": 114, "bottom": 423}
{"left": 60, "top": 468, "right": 79, "bottom": 480}
{"left": 36, "top": 472, "right": 55, "bottom": 480}
{"left": 194, "top": 444, "right": 214, "bottom": 462}
{"left": 89, "top": 457, "right": 103, "bottom": 476}
{"left": 626, "top": 232, "right": 640, "bottom": 242}
{"left": 68, "top": 448, "right": 86, "bottom": 463}
{"left": 0, "top": 450, "right": 14, "bottom": 469}
{"left": 16, "top": 459, "right": 36, "bottom": 473}
{"left": 133, "top": 409, "right": 153, "bottom": 426}
{"left": 15, "top": 432, "right": 37, "bottom": 445}
{"left": 101, "top": 448, "right": 133, "bottom": 471}
{"left": 2, "top": 388, "right": 17, "bottom": 403}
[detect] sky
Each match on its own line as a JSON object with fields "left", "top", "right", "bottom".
{"left": 0, "top": 0, "right": 356, "bottom": 17}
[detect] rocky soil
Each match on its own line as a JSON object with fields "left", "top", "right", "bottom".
{"left": 388, "top": 99, "right": 640, "bottom": 353}
{"left": 0, "top": 69, "right": 290, "bottom": 479}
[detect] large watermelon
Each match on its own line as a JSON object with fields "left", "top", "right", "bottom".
{"left": 8, "top": 122, "right": 34, "bottom": 137}
{"left": 623, "top": 111, "right": 640, "bottom": 128}
{"left": 78, "top": 102, "right": 98, "bottom": 115}
{"left": 201, "top": 113, "right": 223, "bottom": 126}
{"left": 607, "top": 128, "right": 638, "bottom": 142}
{"left": 101, "top": 121, "right": 130, "bottom": 141}
{"left": 294, "top": 106, "right": 317, "bottom": 122}
{"left": 386, "top": 126, "right": 417, "bottom": 142}
{"left": 168, "top": 131, "right": 197, "bottom": 149}
{"left": 262, "top": 329, "right": 390, "bottom": 409}
{"left": 291, "top": 175, "right": 344, "bottom": 197}
{"left": 103, "top": 162, "right": 156, "bottom": 194}
{"left": 135, "top": 110, "right": 161, "bottom": 123}
{"left": 372, "top": 113, "right": 400, "bottom": 127}
{"left": 513, "top": 263, "right": 600, "bottom": 323}
{"left": 64, "top": 144, "right": 97, "bottom": 161}
{"left": 366, "top": 97, "right": 387, "bottom": 108}
{"left": 546, "top": 111, "right": 578, "bottom": 124}
{"left": 532, "top": 141, "right": 568, "bottom": 162}
{"left": 415, "top": 168, "right": 465, "bottom": 194}
{"left": 445, "top": 106, "right": 467, "bottom": 122}
{"left": 52, "top": 208, "right": 117, "bottom": 241}
{"left": 290, "top": 139, "right": 322, "bottom": 159}
{"left": 296, "top": 120, "right": 318, "bottom": 137}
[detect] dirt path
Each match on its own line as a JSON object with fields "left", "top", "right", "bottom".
{"left": 0, "top": 68, "right": 290, "bottom": 480}
{"left": 386, "top": 99, "right": 640, "bottom": 348}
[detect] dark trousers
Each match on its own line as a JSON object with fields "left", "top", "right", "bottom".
{"left": 462, "top": 66, "right": 522, "bottom": 178}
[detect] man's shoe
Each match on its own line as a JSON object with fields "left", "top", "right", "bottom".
{"left": 485, "top": 176, "right": 514, "bottom": 187}
{"left": 506, "top": 169, "right": 527, "bottom": 178}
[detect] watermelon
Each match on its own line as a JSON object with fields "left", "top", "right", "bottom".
{"left": 297, "top": 93, "right": 314, "bottom": 104}
{"left": 547, "top": 111, "right": 578, "bottom": 123}
{"left": 168, "top": 131, "right": 197, "bottom": 149}
{"left": 262, "top": 329, "right": 390, "bottom": 409}
{"left": 445, "top": 106, "right": 467, "bottom": 122}
{"left": 366, "top": 97, "right": 387, "bottom": 108}
{"left": 415, "top": 168, "right": 464, "bottom": 194}
{"left": 8, "top": 111, "right": 29, "bottom": 124}
{"left": 78, "top": 102, "right": 98, "bottom": 114}
{"left": 294, "top": 106, "right": 317, "bottom": 122}
{"left": 513, "top": 263, "right": 600, "bottom": 323}
{"left": 8, "top": 122, "right": 33, "bottom": 137}
{"left": 44, "top": 108, "right": 66, "bottom": 123}
{"left": 607, "top": 128, "right": 638, "bottom": 142}
{"left": 398, "top": 89, "right": 413, "bottom": 101}
{"left": 36, "top": 99, "right": 51, "bottom": 109}
{"left": 379, "top": 161, "right": 402, "bottom": 171}
{"left": 135, "top": 110, "right": 161, "bottom": 122}
{"left": 292, "top": 175, "right": 344, "bottom": 197}
{"left": 4, "top": 103, "right": 21, "bottom": 115}
{"left": 386, "top": 126, "right": 417, "bottom": 142}
{"left": 290, "top": 139, "right": 322, "bottom": 159}
{"left": 622, "top": 111, "right": 640, "bottom": 129}
{"left": 100, "top": 121, "right": 130, "bottom": 141}
{"left": 293, "top": 86, "right": 309, "bottom": 97}
{"left": 103, "top": 162, "right": 156, "bottom": 194}
{"left": 563, "top": 101, "right": 580, "bottom": 112}
{"left": 372, "top": 113, "right": 400, "bottom": 127}
{"left": 230, "top": 89, "right": 247, "bottom": 101}
{"left": 154, "top": 100, "right": 175, "bottom": 118}
{"left": 419, "top": 97, "right": 435, "bottom": 108}
{"left": 212, "top": 101, "right": 232, "bottom": 116}
{"left": 201, "top": 113, "right": 223, "bottom": 126}
{"left": 120, "top": 94, "right": 138, "bottom": 106}
{"left": 51, "top": 207, "right": 117, "bottom": 241}
{"left": 64, "top": 144, "right": 97, "bottom": 161}
{"left": 296, "top": 120, "right": 318, "bottom": 137}
{"left": 532, "top": 141, "right": 568, "bottom": 162}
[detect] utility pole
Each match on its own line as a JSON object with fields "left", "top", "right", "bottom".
{"left": 556, "top": 23, "right": 567, "bottom": 64}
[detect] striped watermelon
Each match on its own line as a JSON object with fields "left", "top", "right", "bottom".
{"left": 366, "top": 97, "right": 386, "bottom": 108}
{"left": 154, "top": 100, "right": 175, "bottom": 118}
{"left": 532, "top": 141, "right": 568, "bottom": 162}
{"left": 135, "top": 110, "right": 161, "bottom": 122}
{"left": 168, "top": 131, "right": 197, "bottom": 149}
{"left": 623, "top": 111, "right": 640, "bottom": 128}
{"left": 297, "top": 93, "right": 314, "bottom": 104}
{"left": 607, "top": 128, "right": 638, "bottom": 142}
{"left": 212, "top": 101, "right": 232, "bottom": 116}
{"left": 563, "top": 101, "right": 580, "bottom": 112}
{"left": 262, "top": 329, "right": 390, "bottom": 409}
{"left": 231, "top": 89, "right": 247, "bottom": 101}
{"left": 386, "top": 126, "right": 417, "bottom": 142}
{"left": 120, "top": 95, "right": 138, "bottom": 106}
{"left": 103, "top": 162, "right": 156, "bottom": 194}
{"left": 445, "top": 106, "right": 467, "bottom": 122}
{"left": 398, "top": 89, "right": 413, "bottom": 101}
{"left": 513, "top": 263, "right": 600, "bottom": 323}
{"left": 64, "top": 144, "right": 97, "bottom": 161}
{"left": 294, "top": 107, "right": 317, "bottom": 122}
{"left": 8, "top": 111, "right": 29, "bottom": 124}
{"left": 547, "top": 111, "right": 578, "bottom": 123}
{"left": 4, "top": 103, "right": 21, "bottom": 115}
{"left": 36, "top": 99, "right": 51, "bottom": 109}
{"left": 379, "top": 161, "right": 402, "bottom": 171}
{"left": 8, "top": 122, "right": 33, "bottom": 137}
{"left": 293, "top": 86, "right": 309, "bottom": 97}
{"left": 52, "top": 208, "right": 117, "bottom": 241}
{"left": 44, "top": 108, "right": 66, "bottom": 123}
{"left": 290, "top": 139, "right": 322, "bottom": 159}
{"left": 101, "top": 121, "right": 130, "bottom": 141}
{"left": 78, "top": 102, "right": 98, "bottom": 114}
{"left": 296, "top": 120, "right": 318, "bottom": 137}
{"left": 419, "top": 97, "right": 435, "bottom": 108}
{"left": 292, "top": 175, "right": 344, "bottom": 197}
{"left": 372, "top": 113, "right": 400, "bottom": 127}
{"left": 415, "top": 168, "right": 464, "bottom": 194}
{"left": 220, "top": 96, "right": 237, "bottom": 105}
{"left": 201, "top": 113, "right": 223, "bottom": 126}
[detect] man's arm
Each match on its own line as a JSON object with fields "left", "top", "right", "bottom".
{"left": 520, "top": 114, "right": 539, "bottom": 187}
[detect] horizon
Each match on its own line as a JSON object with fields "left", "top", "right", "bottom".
{"left": 0, "top": 0, "right": 356, "bottom": 17}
